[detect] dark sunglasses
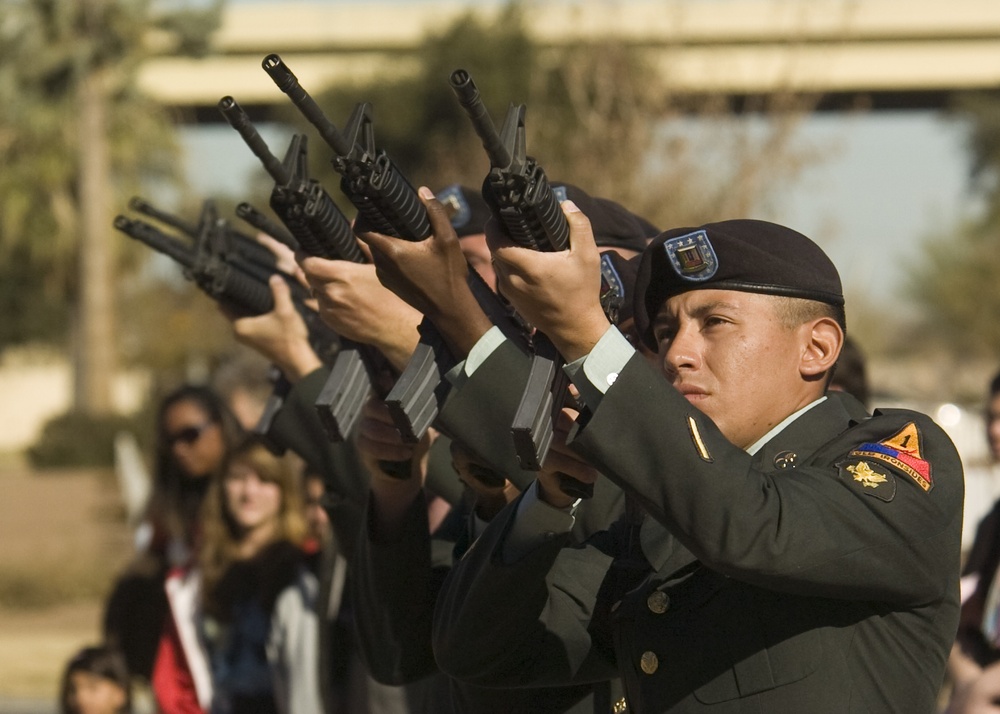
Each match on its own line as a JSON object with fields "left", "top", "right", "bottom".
{"left": 167, "top": 422, "right": 213, "bottom": 446}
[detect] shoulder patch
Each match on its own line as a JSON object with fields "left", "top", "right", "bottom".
{"left": 849, "top": 422, "right": 933, "bottom": 492}
{"left": 839, "top": 459, "right": 896, "bottom": 502}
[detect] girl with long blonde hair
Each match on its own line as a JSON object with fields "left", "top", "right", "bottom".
{"left": 185, "top": 435, "right": 322, "bottom": 714}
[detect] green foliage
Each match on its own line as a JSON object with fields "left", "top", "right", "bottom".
{"left": 956, "top": 93, "right": 1000, "bottom": 212}
{"left": 906, "top": 92, "right": 1000, "bottom": 357}
{"left": 27, "top": 410, "right": 138, "bottom": 469}
{"left": 906, "top": 216, "right": 1000, "bottom": 357}
{"left": 0, "top": 244, "right": 71, "bottom": 347}
{"left": 0, "top": 0, "right": 221, "bottom": 348}
{"left": 293, "top": 4, "right": 536, "bottom": 195}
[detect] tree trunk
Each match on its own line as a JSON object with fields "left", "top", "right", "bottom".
{"left": 75, "top": 64, "right": 115, "bottom": 416}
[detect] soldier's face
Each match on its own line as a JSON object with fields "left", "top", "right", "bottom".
{"left": 652, "top": 289, "right": 819, "bottom": 449}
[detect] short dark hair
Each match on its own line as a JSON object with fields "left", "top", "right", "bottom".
{"left": 60, "top": 645, "right": 131, "bottom": 714}
{"left": 773, "top": 296, "right": 847, "bottom": 335}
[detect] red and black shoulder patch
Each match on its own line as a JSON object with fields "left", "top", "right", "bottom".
{"left": 848, "top": 422, "right": 933, "bottom": 492}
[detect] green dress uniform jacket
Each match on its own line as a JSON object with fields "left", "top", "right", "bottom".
{"left": 353, "top": 490, "right": 597, "bottom": 713}
{"left": 433, "top": 354, "right": 964, "bottom": 713}
{"left": 352, "top": 340, "right": 628, "bottom": 713}
{"left": 437, "top": 337, "right": 628, "bottom": 538}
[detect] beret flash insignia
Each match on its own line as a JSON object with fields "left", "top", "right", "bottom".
{"left": 663, "top": 230, "right": 718, "bottom": 282}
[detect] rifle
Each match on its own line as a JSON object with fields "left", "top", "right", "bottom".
{"left": 219, "top": 96, "right": 391, "bottom": 445}
{"left": 261, "top": 54, "right": 529, "bottom": 446}
{"left": 235, "top": 201, "right": 300, "bottom": 252}
{"left": 450, "top": 69, "right": 591, "bottom": 500}
{"left": 115, "top": 201, "right": 336, "bottom": 351}
{"left": 218, "top": 96, "right": 364, "bottom": 264}
{"left": 117, "top": 201, "right": 297, "bottom": 316}
{"left": 114, "top": 205, "right": 342, "bottom": 451}
{"left": 129, "top": 196, "right": 279, "bottom": 284}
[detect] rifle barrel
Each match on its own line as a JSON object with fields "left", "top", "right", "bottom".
{"left": 218, "top": 96, "right": 291, "bottom": 186}
{"left": 262, "top": 54, "right": 354, "bottom": 158}
{"left": 450, "top": 69, "right": 511, "bottom": 169}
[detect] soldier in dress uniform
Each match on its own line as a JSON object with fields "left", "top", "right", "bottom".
{"left": 427, "top": 205, "right": 964, "bottom": 713}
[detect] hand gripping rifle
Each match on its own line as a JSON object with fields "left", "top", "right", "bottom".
{"left": 261, "top": 54, "right": 530, "bottom": 445}
{"left": 450, "top": 69, "right": 592, "bottom": 500}
{"left": 218, "top": 97, "right": 397, "bottom": 448}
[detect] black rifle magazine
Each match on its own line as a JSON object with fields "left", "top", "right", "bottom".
{"left": 384, "top": 321, "right": 455, "bottom": 443}
{"left": 314, "top": 349, "right": 372, "bottom": 442}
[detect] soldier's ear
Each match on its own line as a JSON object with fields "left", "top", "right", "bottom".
{"left": 799, "top": 317, "right": 842, "bottom": 380}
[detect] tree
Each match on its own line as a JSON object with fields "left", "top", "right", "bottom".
{"left": 906, "top": 92, "right": 1000, "bottom": 360}
{"left": 0, "top": 0, "right": 220, "bottom": 415}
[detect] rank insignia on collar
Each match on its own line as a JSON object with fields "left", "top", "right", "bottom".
{"left": 841, "top": 459, "right": 896, "bottom": 502}
{"left": 687, "top": 416, "right": 713, "bottom": 462}
{"left": 849, "top": 422, "right": 933, "bottom": 492}
{"left": 663, "top": 230, "right": 718, "bottom": 282}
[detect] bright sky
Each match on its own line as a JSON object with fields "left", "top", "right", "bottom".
{"left": 777, "top": 110, "right": 975, "bottom": 307}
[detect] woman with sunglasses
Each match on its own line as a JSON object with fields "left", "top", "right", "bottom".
{"left": 104, "top": 385, "right": 245, "bottom": 696}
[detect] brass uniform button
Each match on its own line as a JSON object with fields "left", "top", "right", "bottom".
{"left": 647, "top": 591, "right": 670, "bottom": 614}
{"left": 640, "top": 650, "right": 659, "bottom": 675}
{"left": 613, "top": 696, "right": 628, "bottom": 713}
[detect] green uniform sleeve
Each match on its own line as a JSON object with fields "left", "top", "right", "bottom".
{"left": 569, "top": 354, "right": 964, "bottom": 606}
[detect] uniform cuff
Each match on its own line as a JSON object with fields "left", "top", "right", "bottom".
{"left": 445, "top": 325, "right": 506, "bottom": 389}
{"left": 502, "top": 481, "right": 576, "bottom": 564}
{"left": 563, "top": 326, "right": 635, "bottom": 411}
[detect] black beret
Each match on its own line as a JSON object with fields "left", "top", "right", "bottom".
{"left": 552, "top": 183, "right": 658, "bottom": 252}
{"left": 435, "top": 184, "right": 491, "bottom": 238}
{"left": 634, "top": 219, "right": 844, "bottom": 351}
